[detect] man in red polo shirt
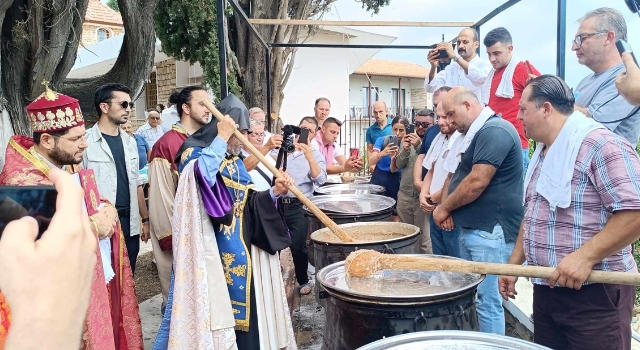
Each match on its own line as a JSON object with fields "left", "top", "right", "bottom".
{"left": 481, "top": 27, "right": 540, "bottom": 175}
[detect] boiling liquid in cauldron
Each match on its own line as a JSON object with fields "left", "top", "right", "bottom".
{"left": 340, "top": 269, "right": 479, "bottom": 296}
{"left": 314, "top": 224, "right": 413, "bottom": 243}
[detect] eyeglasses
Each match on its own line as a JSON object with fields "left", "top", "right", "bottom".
{"left": 572, "top": 31, "right": 608, "bottom": 47}
{"left": 148, "top": 117, "right": 160, "bottom": 120}
{"left": 56, "top": 133, "right": 88, "bottom": 144}
{"left": 249, "top": 132, "right": 265, "bottom": 138}
{"left": 106, "top": 101, "right": 134, "bottom": 109}
{"left": 415, "top": 121, "right": 434, "bottom": 128}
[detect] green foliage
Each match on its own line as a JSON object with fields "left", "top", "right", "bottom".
{"left": 107, "top": 0, "right": 119, "bottom": 12}
{"left": 154, "top": 0, "right": 240, "bottom": 101}
{"left": 357, "top": 0, "right": 390, "bottom": 14}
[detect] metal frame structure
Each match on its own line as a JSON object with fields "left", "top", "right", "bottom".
{"left": 220, "top": 0, "right": 569, "bottom": 131}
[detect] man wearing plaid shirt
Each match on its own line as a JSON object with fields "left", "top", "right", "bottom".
{"left": 500, "top": 75, "right": 640, "bottom": 350}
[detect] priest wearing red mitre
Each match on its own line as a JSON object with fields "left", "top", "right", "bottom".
{"left": 0, "top": 84, "right": 143, "bottom": 350}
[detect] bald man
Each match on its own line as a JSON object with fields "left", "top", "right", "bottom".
{"left": 425, "top": 28, "right": 492, "bottom": 98}
{"left": 365, "top": 101, "right": 393, "bottom": 161}
{"left": 432, "top": 87, "right": 523, "bottom": 335}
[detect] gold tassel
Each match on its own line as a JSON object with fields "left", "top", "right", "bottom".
{"left": 41, "top": 80, "right": 57, "bottom": 101}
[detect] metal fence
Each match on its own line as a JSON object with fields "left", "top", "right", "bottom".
{"left": 336, "top": 106, "right": 421, "bottom": 176}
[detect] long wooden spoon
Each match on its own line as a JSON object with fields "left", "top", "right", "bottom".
{"left": 345, "top": 250, "right": 640, "bottom": 286}
{"left": 200, "top": 99, "right": 355, "bottom": 242}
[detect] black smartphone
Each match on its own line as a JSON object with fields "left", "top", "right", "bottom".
{"left": 0, "top": 186, "right": 57, "bottom": 240}
{"left": 407, "top": 124, "right": 416, "bottom": 134}
{"left": 388, "top": 135, "right": 399, "bottom": 147}
{"left": 616, "top": 39, "right": 638, "bottom": 66}
{"left": 297, "top": 127, "right": 310, "bottom": 145}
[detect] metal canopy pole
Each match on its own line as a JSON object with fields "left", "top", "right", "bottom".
{"left": 269, "top": 43, "right": 436, "bottom": 49}
{"left": 556, "top": 0, "right": 567, "bottom": 80}
{"left": 473, "top": 0, "right": 522, "bottom": 28}
{"left": 266, "top": 49, "right": 272, "bottom": 132}
{"left": 217, "top": 0, "right": 229, "bottom": 100}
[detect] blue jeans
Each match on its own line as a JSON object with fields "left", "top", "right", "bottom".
{"left": 429, "top": 215, "right": 461, "bottom": 258}
{"left": 459, "top": 225, "right": 515, "bottom": 335}
{"left": 522, "top": 148, "right": 530, "bottom": 178}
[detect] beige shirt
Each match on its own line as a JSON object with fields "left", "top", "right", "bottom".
{"left": 82, "top": 125, "right": 142, "bottom": 236}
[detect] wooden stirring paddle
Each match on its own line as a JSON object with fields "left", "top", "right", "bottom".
{"left": 345, "top": 250, "right": 640, "bottom": 286}
{"left": 200, "top": 99, "right": 355, "bottom": 243}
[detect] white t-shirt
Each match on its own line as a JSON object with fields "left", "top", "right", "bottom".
{"left": 429, "top": 133, "right": 460, "bottom": 194}
{"left": 241, "top": 149, "right": 275, "bottom": 191}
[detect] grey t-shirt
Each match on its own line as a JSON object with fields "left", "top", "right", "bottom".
{"left": 448, "top": 116, "right": 524, "bottom": 243}
{"left": 575, "top": 62, "right": 640, "bottom": 145}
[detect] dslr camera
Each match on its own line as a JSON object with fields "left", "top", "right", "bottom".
{"left": 281, "top": 125, "right": 301, "bottom": 153}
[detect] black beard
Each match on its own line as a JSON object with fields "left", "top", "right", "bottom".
{"left": 49, "top": 145, "right": 81, "bottom": 165}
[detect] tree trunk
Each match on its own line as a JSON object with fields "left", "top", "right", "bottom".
{"left": 0, "top": 0, "right": 159, "bottom": 134}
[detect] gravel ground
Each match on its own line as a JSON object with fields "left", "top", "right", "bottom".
{"left": 294, "top": 286, "right": 325, "bottom": 350}
{"left": 134, "top": 251, "right": 162, "bottom": 304}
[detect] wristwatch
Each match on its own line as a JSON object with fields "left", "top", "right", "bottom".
{"left": 142, "top": 217, "right": 149, "bottom": 224}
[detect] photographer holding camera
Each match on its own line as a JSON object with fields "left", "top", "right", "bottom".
{"left": 277, "top": 117, "right": 327, "bottom": 295}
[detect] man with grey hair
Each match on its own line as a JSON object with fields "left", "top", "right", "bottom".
{"left": 244, "top": 106, "right": 282, "bottom": 171}
{"left": 573, "top": 7, "right": 640, "bottom": 144}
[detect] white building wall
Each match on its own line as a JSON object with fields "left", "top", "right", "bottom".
{"left": 348, "top": 75, "right": 425, "bottom": 115}
{"left": 278, "top": 27, "right": 396, "bottom": 127}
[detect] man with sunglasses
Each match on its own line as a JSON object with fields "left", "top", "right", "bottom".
{"left": 573, "top": 7, "right": 640, "bottom": 145}
{"left": 83, "top": 83, "right": 150, "bottom": 275}
{"left": 136, "top": 108, "right": 166, "bottom": 148}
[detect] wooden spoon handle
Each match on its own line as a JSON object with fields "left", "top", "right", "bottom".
{"left": 200, "top": 99, "right": 355, "bottom": 242}
{"left": 381, "top": 256, "right": 640, "bottom": 286}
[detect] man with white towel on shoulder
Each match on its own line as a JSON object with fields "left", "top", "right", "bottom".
{"left": 481, "top": 27, "right": 541, "bottom": 175}
{"left": 499, "top": 75, "right": 640, "bottom": 350}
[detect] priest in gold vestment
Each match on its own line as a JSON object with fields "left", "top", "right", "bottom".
{"left": 0, "top": 85, "right": 143, "bottom": 350}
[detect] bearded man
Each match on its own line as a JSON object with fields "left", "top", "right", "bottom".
{"left": 0, "top": 85, "right": 143, "bottom": 350}
{"left": 153, "top": 94, "right": 296, "bottom": 350}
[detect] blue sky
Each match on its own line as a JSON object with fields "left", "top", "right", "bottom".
{"left": 323, "top": 0, "right": 640, "bottom": 88}
{"left": 99, "top": 0, "right": 639, "bottom": 88}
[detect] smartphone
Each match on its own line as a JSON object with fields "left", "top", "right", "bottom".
{"left": 297, "top": 127, "right": 310, "bottom": 145}
{"left": 388, "top": 135, "right": 399, "bottom": 147}
{"left": 350, "top": 148, "right": 360, "bottom": 158}
{"left": 0, "top": 186, "right": 57, "bottom": 240}
{"left": 616, "top": 39, "right": 639, "bottom": 66}
{"left": 407, "top": 124, "right": 416, "bottom": 134}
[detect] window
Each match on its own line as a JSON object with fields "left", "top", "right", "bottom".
{"left": 361, "top": 87, "right": 379, "bottom": 117}
{"left": 391, "top": 88, "right": 406, "bottom": 114}
{"left": 145, "top": 72, "right": 158, "bottom": 113}
{"left": 97, "top": 28, "right": 111, "bottom": 42}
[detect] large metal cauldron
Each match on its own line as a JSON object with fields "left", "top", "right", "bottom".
{"left": 310, "top": 222, "right": 420, "bottom": 305}
{"left": 357, "top": 330, "right": 551, "bottom": 349}
{"left": 317, "top": 256, "right": 485, "bottom": 350}
{"left": 314, "top": 183, "right": 386, "bottom": 196}
{"left": 304, "top": 194, "right": 396, "bottom": 242}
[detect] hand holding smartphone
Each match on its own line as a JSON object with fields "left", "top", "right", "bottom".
{"left": 0, "top": 186, "right": 57, "bottom": 240}
{"left": 617, "top": 39, "right": 638, "bottom": 66}
{"left": 297, "top": 127, "right": 310, "bottom": 145}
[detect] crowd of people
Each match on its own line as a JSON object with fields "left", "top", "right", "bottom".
{"left": 1, "top": 5, "right": 640, "bottom": 350}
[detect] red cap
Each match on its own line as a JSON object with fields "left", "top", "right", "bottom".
{"left": 26, "top": 81, "right": 85, "bottom": 133}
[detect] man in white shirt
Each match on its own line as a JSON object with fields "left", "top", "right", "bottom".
{"left": 136, "top": 108, "right": 166, "bottom": 148}
{"left": 424, "top": 28, "right": 492, "bottom": 98}
{"left": 419, "top": 93, "right": 461, "bottom": 258}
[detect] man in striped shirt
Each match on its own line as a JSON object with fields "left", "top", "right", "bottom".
{"left": 499, "top": 75, "right": 640, "bottom": 350}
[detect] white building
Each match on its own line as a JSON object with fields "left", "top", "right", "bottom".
{"left": 68, "top": 27, "right": 431, "bottom": 154}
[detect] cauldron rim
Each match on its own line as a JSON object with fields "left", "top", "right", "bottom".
{"left": 314, "top": 183, "right": 386, "bottom": 195}
{"left": 310, "top": 222, "right": 420, "bottom": 246}
{"left": 317, "top": 254, "right": 485, "bottom": 303}
{"left": 355, "top": 330, "right": 551, "bottom": 350}
{"left": 303, "top": 194, "right": 396, "bottom": 215}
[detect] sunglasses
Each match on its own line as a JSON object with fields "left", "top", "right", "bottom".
{"left": 149, "top": 117, "right": 160, "bottom": 120}
{"left": 415, "top": 121, "right": 434, "bottom": 128}
{"left": 107, "top": 101, "right": 134, "bottom": 109}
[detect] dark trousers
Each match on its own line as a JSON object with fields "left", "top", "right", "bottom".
{"left": 279, "top": 199, "right": 309, "bottom": 286}
{"left": 119, "top": 213, "right": 140, "bottom": 275}
{"left": 533, "top": 282, "right": 634, "bottom": 350}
